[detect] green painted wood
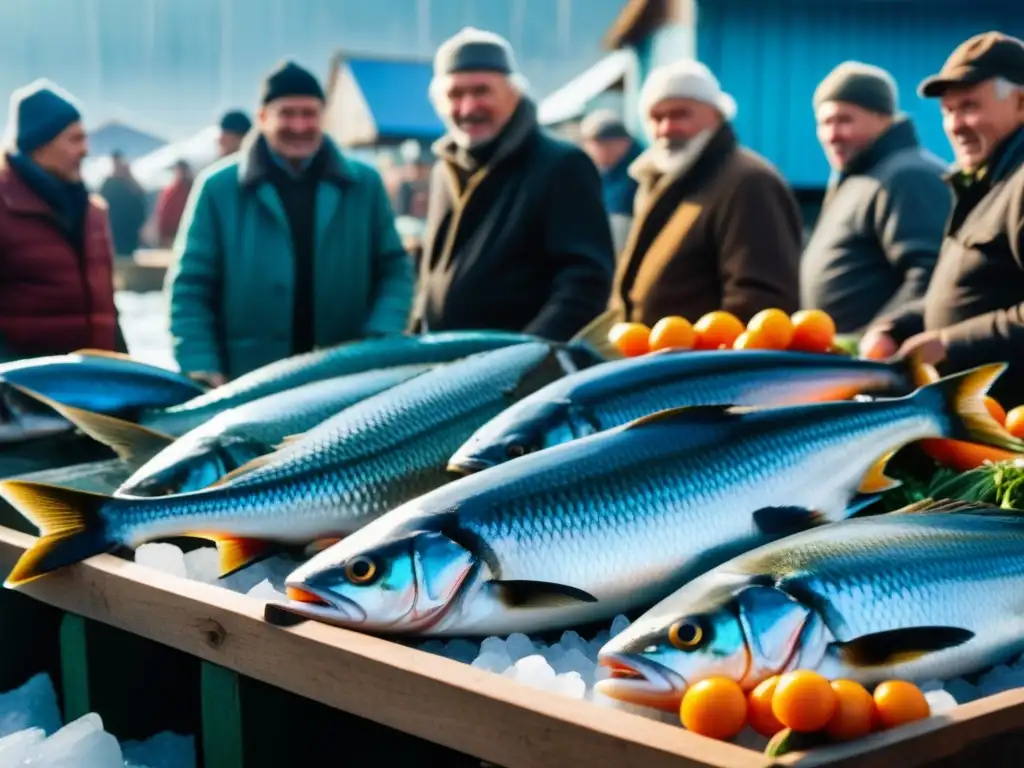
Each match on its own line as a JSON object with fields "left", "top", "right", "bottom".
{"left": 200, "top": 663, "right": 245, "bottom": 768}
{"left": 0, "top": 589, "right": 62, "bottom": 695}
{"left": 58, "top": 614, "right": 90, "bottom": 724}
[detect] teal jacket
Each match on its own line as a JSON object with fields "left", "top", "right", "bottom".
{"left": 165, "top": 135, "right": 414, "bottom": 379}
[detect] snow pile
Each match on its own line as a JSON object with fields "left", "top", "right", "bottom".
{"left": 0, "top": 673, "right": 194, "bottom": 768}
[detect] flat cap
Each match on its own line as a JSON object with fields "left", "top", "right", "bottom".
{"left": 919, "top": 31, "right": 1024, "bottom": 98}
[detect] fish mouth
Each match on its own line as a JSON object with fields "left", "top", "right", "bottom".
{"left": 595, "top": 653, "right": 686, "bottom": 712}
{"left": 446, "top": 457, "right": 493, "bottom": 475}
{"left": 272, "top": 584, "right": 367, "bottom": 625}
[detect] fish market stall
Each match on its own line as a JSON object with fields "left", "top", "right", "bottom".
{"left": 4, "top": 308, "right": 1024, "bottom": 766}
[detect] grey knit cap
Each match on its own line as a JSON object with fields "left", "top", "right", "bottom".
{"left": 434, "top": 27, "right": 517, "bottom": 77}
{"left": 579, "top": 109, "right": 631, "bottom": 141}
{"left": 813, "top": 61, "right": 898, "bottom": 116}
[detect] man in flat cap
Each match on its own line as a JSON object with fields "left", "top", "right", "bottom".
{"left": 860, "top": 32, "right": 1024, "bottom": 405}
{"left": 801, "top": 61, "right": 949, "bottom": 335}
{"left": 167, "top": 60, "right": 414, "bottom": 384}
{"left": 0, "top": 79, "right": 126, "bottom": 360}
{"left": 610, "top": 60, "right": 802, "bottom": 326}
{"left": 579, "top": 108, "right": 642, "bottom": 254}
{"left": 410, "top": 28, "right": 615, "bottom": 342}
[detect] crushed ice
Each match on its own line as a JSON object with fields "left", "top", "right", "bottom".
{"left": 0, "top": 672, "right": 194, "bottom": 767}
{"left": 135, "top": 541, "right": 1013, "bottom": 740}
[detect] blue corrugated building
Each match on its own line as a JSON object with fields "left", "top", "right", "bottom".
{"left": 605, "top": 0, "right": 1024, "bottom": 191}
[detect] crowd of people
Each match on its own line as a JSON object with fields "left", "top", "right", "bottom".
{"left": 0, "top": 27, "right": 1021, "bottom": 405}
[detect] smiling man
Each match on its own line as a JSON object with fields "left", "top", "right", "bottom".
{"left": 801, "top": 62, "right": 950, "bottom": 335}
{"left": 860, "top": 32, "right": 1024, "bottom": 405}
{"left": 410, "top": 28, "right": 615, "bottom": 342}
{"left": 166, "top": 60, "right": 414, "bottom": 384}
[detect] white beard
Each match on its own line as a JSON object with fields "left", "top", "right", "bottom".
{"left": 647, "top": 129, "right": 715, "bottom": 177}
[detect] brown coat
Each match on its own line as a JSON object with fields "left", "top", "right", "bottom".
{"left": 610, "top": 124, "right": 802, "bottom": 326}
{"left": 0, "top": 160, "right": 118, "bottom": 359}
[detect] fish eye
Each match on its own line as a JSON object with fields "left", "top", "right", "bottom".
{"left": 668, "top": 619, "right": 705, "bottom": 650}
{"left": 344, "top": 556, "right": 378, "bottom": 585}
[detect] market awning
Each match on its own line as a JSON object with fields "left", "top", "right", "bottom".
{"left": 537, "top": 50, "right": 636, "bottom": 126}
{"left": 325, "top": 56, "right": 445, "bottom": 148}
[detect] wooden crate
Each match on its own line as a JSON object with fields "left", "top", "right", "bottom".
{"left": 1, "top": 522, "right": 1022, "bottom": 768}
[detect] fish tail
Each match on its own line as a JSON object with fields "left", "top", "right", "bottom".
{"left": 0, "top": 481, "right": 114, "bottom": 588}
{"left": 894, "top": 350, "right": 940, "bottom": 390}
{"left": 916, "top": 364, "right": 1024, "bottom": 452}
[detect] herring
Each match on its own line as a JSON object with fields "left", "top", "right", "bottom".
{"left": 596, "top": 498, "right": 1024, "bottom": 712}
{"left": 0, "top": 338, "right": 608, "bottom": 587}
{"left": 449, "top": 350, "right": 922, "bottom": 474}
{"left": 273, "top": 364, "right": 1023, "bottom": 638}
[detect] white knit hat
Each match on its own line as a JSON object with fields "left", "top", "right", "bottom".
{"left": 639, "top": 59, "right": 737, "bottom": 121}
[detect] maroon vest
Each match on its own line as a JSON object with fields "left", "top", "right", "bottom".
{"left": 0, "top": 162, "right": 117, "bottom": 356}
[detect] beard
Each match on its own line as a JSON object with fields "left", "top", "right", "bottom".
{"left": 648, "top": 130, "right": 715, "bottom": 175}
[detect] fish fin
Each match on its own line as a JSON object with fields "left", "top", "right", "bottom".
{"left": 838, "top": 626, "right": 975, "bottom": 668}
{"left": 753, "top": 506, "right": 826, "bottom": 536}
{"left": 70, "top": 348, "right": 137, "bottom": 361}
{"left": 274, "top": 433, "right": 305, "bottom": 450}
{"left": 846, "top": 493, "right": 883, "bottom": 515}
{"left": 204, "top": 454, "right": 275, "bottom": 488}
{"left": 857, "top": 451, "right": 901, "bottom": 493}
{"left": 890, "top": 497, "right": 1005, "bottom": 516}
{"left": 182, "top": 532, "right": 275, "bottom": 577}
{"left": 263, "top": 603, "right": 309, "bottom": 627}
{"left": 494, "top": 580, "right": 598, "bottom": 608}
{"left": 918, "top": 364, "right": 1024, "bottom": 452}
{"left": 504, "top": 349, "right": 571, "bottom": 401}
{"left": 621, "top": 404, "right": 741, "bottom": 431}
{"left": 892, "top": 350, "right": 939, "bottom": 389}
{"left": 0, "top": 481, "right": 112, "bottom": 587}
{"left": 567, "top": 307, "right": 626, "bottom": 361}
{"left": 5, "top": 383, "right": 174, "bottom": 467}
{"left": 302, "top": 537, "right": 343, "bottom": 557}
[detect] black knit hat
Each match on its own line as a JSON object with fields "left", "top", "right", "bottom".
{"left": 814, "top": 61, "right": 897, "bottom": 116}
{"left": 260, "top": 61, "right": 325, "bottom": 105}
{"left": 219, "top": 109, "right": 252, "bottom": 135}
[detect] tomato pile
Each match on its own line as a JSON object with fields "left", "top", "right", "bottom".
{"left": 678, "top": 670, "right": 931, "bottom": 753}
{"left": 608, "top": 309, "right": 838, "bottom": 358}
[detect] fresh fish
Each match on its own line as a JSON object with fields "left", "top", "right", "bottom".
{"left": 449, "top": 350, "right": 921, "bottom": 474}
{"left": 0, "top": 350, "right": 204, "bottom": 441}
{"left": 596, "top": 498, "right": 1024, "bottom": 712}
{"left": 270, "top": 364, "right": 1024, "bottom": 638}
{"left": 135, "top": 330, "right": 545, "bottom": 437}
{"left": 1, "top": 337, "right": 610, "bottom": 588}
{"left": 101, "top": 365, "right": 432, "bottom": 497}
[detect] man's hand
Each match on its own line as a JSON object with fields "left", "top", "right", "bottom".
{"left": 189, "top": 371, "right": 226, "bottom": 388}
{"left": 859, "top": 327, "right": 898, "bottom": 360}
{"left": 895, "top": 330, "right": 947, "bottom": 366}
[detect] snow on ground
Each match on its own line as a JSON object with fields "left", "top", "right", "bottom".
{"left": 0, "top": 673, "right": 194, "bottom": 767}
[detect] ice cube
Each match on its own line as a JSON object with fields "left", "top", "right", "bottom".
{"left": 512, "top": 655, "right": 557, "bottom": 690}
{"left": 0, "top": 727, "right": 45, "bottom": 766}
{"left": 943, "top": 677, "right": 979, "bottom": 705}
{"left": 182, "top": 547, "right": 220, "bottom": 584}
{"left": 551, "top": 648, "right": 594, "bottom": 680}
{"left": 29, "top": 713, "right": 124, "bottom": 768}
{"left": 417, "top": 640, "right": 447, "bottom": 657}
{"left": 245, "top": 579, "right": 286, "bottom": 601}
{"left": 478, "top": 636, "right": 507, "bottom": 657}
{"left": 558, "top": 630, "right": 588, "bottom": 655}
{"left": 0, "top": 673, "right": 63, "bottom": 739}
{"left": 586, "top": 630, "right": 611, "bottom": 658}
{"left": 120, "top": 731, "right": 197, "bottom": 768}
{"left": 505, "top": 633, "right": 536, "bottom": 662}
{"left": 925, "top": 689, "right": 958, "bottom": 715}
{"left": 918, "top": 679, "right": 944, "bottom": 692}
{"left": 135, "top": 543, "right": 187, "bottom": 579}
{"left": 554, "top": 671, "right": 587, "bottom": 700}
{"left": 443, "top": 639, "right": 479, "bottom": 664}
{"left": 610, "top": 614, "right": 631, "bottom": 637}
{"left": 471, "top": 652, "right": 512, "bottom": 675}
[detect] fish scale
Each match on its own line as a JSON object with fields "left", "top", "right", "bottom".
{"left": 94, "top": 342, "right": 584, "bottom": 547}
{"left": 287, "top": 384, "right": 974, "bottom": 637}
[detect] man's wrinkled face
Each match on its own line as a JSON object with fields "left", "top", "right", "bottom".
{"left": 583, "top": 136, "right": 633, "bottom": 171}
{"left": 940, "top": 79, "right": 1024, "bottom": 172}
{"left": 646, "top": 98, "right": 722, "bottom": 150}
{"left": 258, "top": 96, "right": 324, "bottom": 161}
{"left": 815, "top": 101, "right": 892, "bottom": 171}
{"left": 218, "top": 130, "right": 244, "bottom": 157}
{"left": 32, "top": 121, "right": 88, "bottom": 182}
{"left": 436, "top": 72, "right": 521, "bottom": 148}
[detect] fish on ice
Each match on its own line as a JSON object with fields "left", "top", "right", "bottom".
{"left": 273, "top": 363, "right": 1023, "bottom": 638}
{"left": 596, "top": 498, "right": 1024, "bottom": 712}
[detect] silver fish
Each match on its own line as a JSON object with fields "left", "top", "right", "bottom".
{"left": 272, "top": 363, "right": 1022, "bottom": 638}
{"left": 449, "top": 350, "right": 920, "bottom": 474}
{"left": 596, "top": 498, "right": 1024, "bottom": 712}
{"left": 1, "top": 341, "right": 603, "bottom": 587}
